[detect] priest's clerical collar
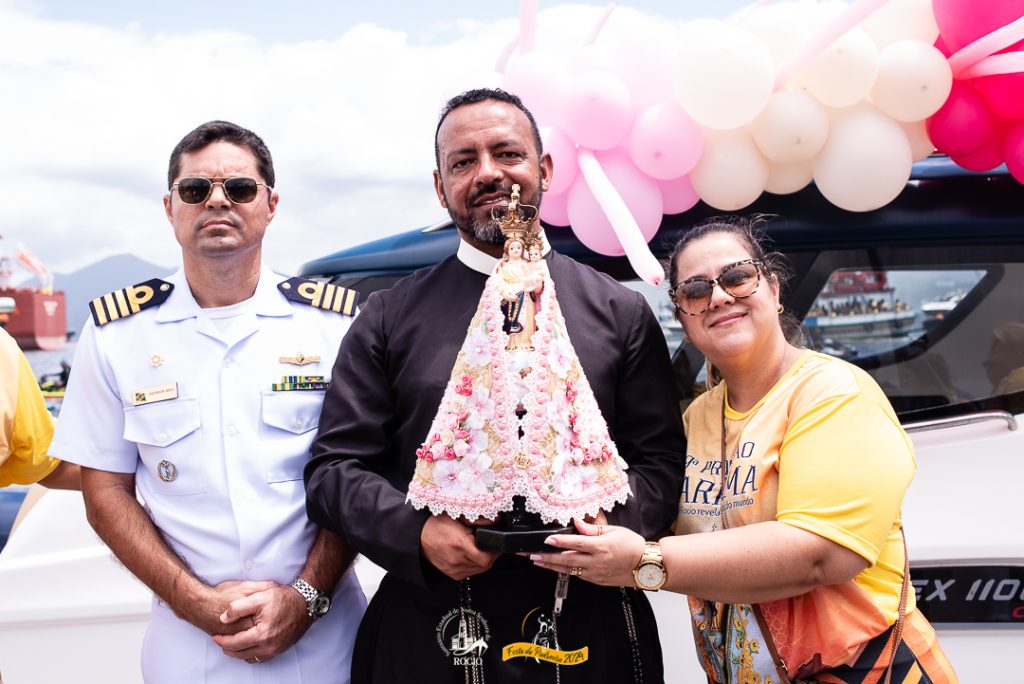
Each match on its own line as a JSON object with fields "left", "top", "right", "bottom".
{"left": 456, "top": 228, "right": 551, "bottom": 276}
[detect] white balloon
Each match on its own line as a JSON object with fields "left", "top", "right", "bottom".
{"left": 690, "top": 128, "right": 768, "bottom": 211}
{"left": 900, "top": 119, "right": 936, "bottom": 162}
{"left": 813, "top": 104, "right": 913, "bottom": 212}
{"left": 871, "top": 40, "right": 952, "bottom": 122}
{"left": 794, "top": 28, "right": 879, "bottom": 108}
{"left": 860, "top": 0, "right": 940, "bottom": 49}
{"left": 569, "top": 43, "right": 615, "bottom": 75}
{"left": 736, "top": 2, "right": 810, "bottom": 72}
{"left": 751, "top": 89, "right": 830, "bottom": 163}
{"left": 766, "top": 160, "right": 814, "bottom": 195}
{"left": 673, "top": 19, "right": 775, "bottom": 130}
{"left": 611, "top": 22, "right": 678, "bottom": 111}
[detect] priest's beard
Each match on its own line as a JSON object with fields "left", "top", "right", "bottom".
{"left": 445, "top": 180, "right": 544, "bottom": 245}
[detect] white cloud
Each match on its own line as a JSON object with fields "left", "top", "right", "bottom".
{"left": 0, "top": 2, "right": 719, "bottom": 277}
{"left": 0, "top": 5, "right": 515, "bottom": 275}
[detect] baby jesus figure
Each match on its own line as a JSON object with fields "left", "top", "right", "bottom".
{"left": 498, "top": 235, "right": 544, "bottom": 352}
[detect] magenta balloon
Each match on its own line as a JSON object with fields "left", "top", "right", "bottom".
{"left": 1005, "top": 122, "right": 1024, "bottom": 184}
{"left": 542, "top": 127, "right": 578, "bottom": 198}
{"left": 658, "top": 175, "right": 701, "bottom": 215}
{"left": 950, "top": 122, "right": 1007, "bottom": 171}
{"left": 932, "top": 0, "right": 1024, "bottom": 53}
{"left": 976, "top": 71, "right": 1024, "bottom": 120}
{"left": 539, "top": 188, "right": 571, "bottom": 226}
{"left": 926, "top": 82, "right": 995, "bottom": 156}
{"left": 566, "top": 148, "right": 663, "bottom": 256}
{"left": 627, "top": 104, "right": 705, "bottom": 180}
{"left": 562, "top": 71, "right": 634, "bottom": 151}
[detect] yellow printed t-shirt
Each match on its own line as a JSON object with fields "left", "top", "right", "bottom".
{"left": 0, "top": 329, "right": 58, "bottom": 487}
{"left": 676, "top": 350, "right": 925, "bottom": 681}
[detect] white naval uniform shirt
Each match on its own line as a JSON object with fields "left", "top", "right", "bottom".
{"left": 50, "top": 265, "right": 365, "bottom": 684}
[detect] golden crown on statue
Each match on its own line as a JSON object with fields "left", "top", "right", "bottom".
{"left": 492, "top": 184, "right": 542, "bottom": 249}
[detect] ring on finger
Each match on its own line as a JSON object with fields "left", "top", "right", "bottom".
{"left": 597, "top": 524, "right": 604, "bottom": 535}
{"left": 570, "top": 566, "right": 583, "bottom": 577}
{"left": 253, "top": 656, "right": 262, "bottom": 664}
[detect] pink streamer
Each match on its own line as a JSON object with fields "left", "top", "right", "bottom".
{"left": 948, "top": 14, "right": 1024, "bottom": 78}
{"left": 958, "top": 52, "right": 1024, "bottom": 79}
{"left": 519, "top": 0, "right": 538, "bottom": 54}
{"left": 584, "top": 4, "right": 617, "bottom": 46}
{"left": 774, "top": 0, "right": 892, "bottom": 89}
{"left": 577, "top": 150, "right": 665, "bottom": 286}
{"left": 495, "top": 33, "right": 519, "bottom": 73}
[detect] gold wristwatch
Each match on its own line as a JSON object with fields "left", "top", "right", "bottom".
{"left": 632, "top": 541, "right": 667, "bottom": 591}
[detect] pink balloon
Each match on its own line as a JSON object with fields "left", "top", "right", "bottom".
{"left": 1005, "top": 121, "right": 1024, "bottom": 184}
{"left": 503, "top": 52, "right": 570, "bottom": 128}
{"left": 539, "top": 189, "right": 571, "bottom": 226}
{"left": 950, "top": 120, "right": 1009, "bottom": 171}
{"left": 932, "top": 0, "right": 1024, "bottom": 53}
{"left": 627, "top": 104, "right": 704, "bottom": 180}
{"left": 658, "top": 175, "right": 701, "bottom": 215}
{"left": 975, "top": 71, "right": 1024, "bottom": 120}
{"left": 566, "top": 148, "right": 662, "bottom": 256}
{"left": 542, "top": 127, "right": 578, "bottom": 198}
{"left": 926, "top": 82, "right": 995, "bottom": 156}
{"left": 561, "top": 71, "right": 634, "bottom": 151}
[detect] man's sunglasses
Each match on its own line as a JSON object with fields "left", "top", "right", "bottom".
{"left": 670, "top": 259, "right": 764, "bottom": 316}
{"left": 171, "top": 177, "right": 271, "bottom": 205}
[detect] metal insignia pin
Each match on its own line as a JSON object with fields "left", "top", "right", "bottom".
{"left": 279, "top": 352, "right": 320, "bottom": 366}
{"left": 157, "top": 460, "right": 177, "bottom": 482}
{"left": 150, "top": 355, "right": 164, "bottom": 367}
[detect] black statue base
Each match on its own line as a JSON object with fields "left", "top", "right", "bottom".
{"left": 474, "top": 495, "right": 574, "bottom": 553}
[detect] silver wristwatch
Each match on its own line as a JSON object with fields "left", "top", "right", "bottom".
{"left": 290, "top": 578, "right": 331, "bottom": 620}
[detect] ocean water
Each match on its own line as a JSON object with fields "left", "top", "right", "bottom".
{"left": 24, "top": 342, "right": 77, "bottom": 380}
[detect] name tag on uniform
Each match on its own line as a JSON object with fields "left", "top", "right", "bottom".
{"left": 132, "top": 382, "right": 179, "bottom": 406}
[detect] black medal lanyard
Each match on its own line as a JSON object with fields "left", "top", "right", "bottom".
{"left": 551, "top": 572, "right": 643, "bottom": 684}
{"left": 459, "top": 579, "right": 484, "bottom": 684}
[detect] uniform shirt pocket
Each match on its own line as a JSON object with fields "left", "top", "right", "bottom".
{"left": 260, "top": 390, "right": 325, "bottom": 483}
{"left": 123, "top": 398, "right": 206, "bottom": 495}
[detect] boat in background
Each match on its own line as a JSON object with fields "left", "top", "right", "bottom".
{"left": 804, "top": 270, "right": 917, "bottom": 339}
{"left": 0, "top": 238, "right": 67, "bottom": 351}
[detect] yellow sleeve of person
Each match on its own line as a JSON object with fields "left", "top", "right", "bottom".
{"left": 0, "top": 331, "right": 58, "bottom": 487}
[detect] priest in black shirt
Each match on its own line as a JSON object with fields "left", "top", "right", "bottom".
{"left": 305, "top": 88, "right": 685, "bottom": 683}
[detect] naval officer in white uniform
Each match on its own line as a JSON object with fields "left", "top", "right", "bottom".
{"left": 50, "top": 120, "right": 365, "bottom": 683}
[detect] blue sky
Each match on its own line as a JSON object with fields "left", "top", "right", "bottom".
{"left": 25, "top": 1, "right": 754, "bottom": 43}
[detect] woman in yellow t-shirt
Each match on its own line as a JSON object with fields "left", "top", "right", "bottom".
{"left": 530, "top": 217, "right": 956, "bottom": 683}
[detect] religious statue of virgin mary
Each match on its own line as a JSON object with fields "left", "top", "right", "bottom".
{"left": 406, "top": 185, "right": 631, "bottom": 530}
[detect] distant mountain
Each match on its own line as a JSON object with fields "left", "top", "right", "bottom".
{"left": 54, "top": 255, "right": 175, "bottom": 334}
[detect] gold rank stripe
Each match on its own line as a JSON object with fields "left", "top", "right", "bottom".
{"left": 90, "top": 279, "right": 173, "bottom": 327}
{"left": 302, "top": 281, "right": 356, "bottom": 315}
{"left": 280, "top": 277, "right": 358, "bottom": 316}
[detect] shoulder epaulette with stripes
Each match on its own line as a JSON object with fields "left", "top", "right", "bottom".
{"left": 277, "top": 277, "right": 359, "bottom": 316}
{"left": 89, "top": 279, "right": 174, "bottom": 327}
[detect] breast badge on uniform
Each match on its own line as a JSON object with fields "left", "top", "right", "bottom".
{"left": 89, "top": 279, "right": 173, "bottom": 327}
{"left": 279, "top": 352, "right": 320, "bottom": 366}
{"left": 278, "top": 277, "right": 358, "bottom": 316}
{"left": 157, "top": 460, "right": 177, "bottom": 482}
